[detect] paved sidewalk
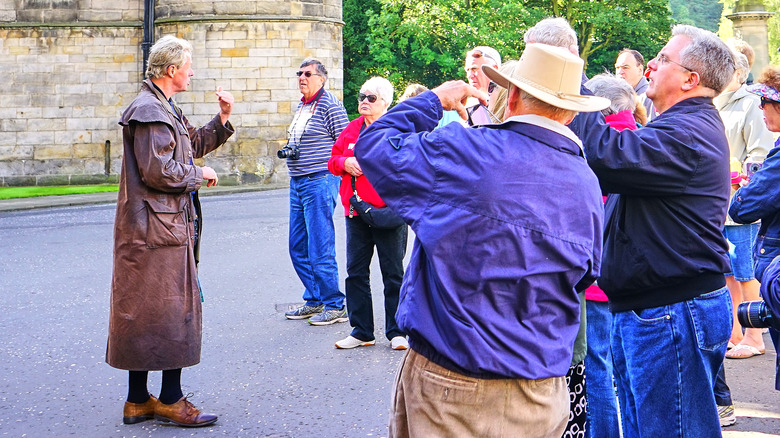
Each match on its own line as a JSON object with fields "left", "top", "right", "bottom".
{"left": 0, "top": 183, "right": 287, "bottom": 212}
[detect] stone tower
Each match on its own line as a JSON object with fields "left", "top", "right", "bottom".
{"left": 0, "top": 0, "right": 344, "bottom": 186}
{"left": 727, "top": 0, "right": 774, "bottom": 79}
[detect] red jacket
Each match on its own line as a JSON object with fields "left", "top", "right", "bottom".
{"left": 328, "top": 116, "right": 387, "bottom": 216}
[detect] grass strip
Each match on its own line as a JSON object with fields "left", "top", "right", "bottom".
{"left": 0, "top": 185, "right": 119, "bottom": 200}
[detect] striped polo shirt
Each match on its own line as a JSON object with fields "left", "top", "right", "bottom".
{"left": 286, "top": 88, "right": 348, "bottom": 177}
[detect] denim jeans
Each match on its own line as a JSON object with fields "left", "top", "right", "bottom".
{"left": 723, "top": 223, "right": 760, "bottom": 281}
{"left": 611, "top": 287, "right": 731, "bottom": 437}
{"left": 584, "top": 300, "right": 620, "bottom": 438}
{"left": 288, "top": 172, "right": 344, "bottom": 309}
{"left": 345, "top": 217, "right": 407, "bottom": 341}
{"left": 714, "top": 363, "right": 732, "bottom": 406}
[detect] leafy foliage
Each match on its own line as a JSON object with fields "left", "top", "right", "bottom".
{"left": 343, "top": 0, "right": 675, "bottom": 104}
{"left": 670, "top": 0, "right": 723, "bottom": 32}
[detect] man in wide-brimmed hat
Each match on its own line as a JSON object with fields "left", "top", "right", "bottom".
{"left": 570, "top": 25, "right": 736, "bottom": 436}
{"left": 354, "top": 43, "right": 608, "bottom": 437}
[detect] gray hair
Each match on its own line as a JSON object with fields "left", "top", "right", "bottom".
{"left": 524, "top": 17, "right": 578, "bottom": 48}
{"left": 300, "top": 58, "right": 328, "bottom": 81}
{"left": 733, "top": 52, "right": 750, "bottom": 85}
{"left": 585, "top": 73, "right": 638, "bottom": 116}
{"left": 361, "top": 76, "right": 394, "bottom": 107}
{"left": 146, "top": 35, "right": 193, "bottom": 79}
{"left": 672, "top": 25, "right": 735, "bottom": 94}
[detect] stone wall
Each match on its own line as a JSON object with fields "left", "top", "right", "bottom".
{"left": 0, "top": 0, "right": 344, "bottom": 186}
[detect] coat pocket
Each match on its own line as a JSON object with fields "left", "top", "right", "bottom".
{"left": 143, "top": 198, "right": 188, "bottom": 248}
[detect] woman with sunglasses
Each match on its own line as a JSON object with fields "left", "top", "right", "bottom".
{"left": 729, "top": 66, "right": 780, "bottom": 395}
{"left": 328, "top": 77, "right": 409, "bottom": 350}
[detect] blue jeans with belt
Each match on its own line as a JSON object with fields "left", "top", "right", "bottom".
{"left": 611, "top": 287, "right": 731, "bottom": 437}
{"left": 288, "top": 171, "right": 344, "bottom": 310}
{"left": 345, "top": 217, "right": 407, "bottom": 341}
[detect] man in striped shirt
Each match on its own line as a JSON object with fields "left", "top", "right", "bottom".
{"left": 282, "top": 58, "right": 350, "bottom": 325}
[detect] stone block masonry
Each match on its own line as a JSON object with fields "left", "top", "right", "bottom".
{"left": 0, "top": 0, "right": 345, "bottom": 187}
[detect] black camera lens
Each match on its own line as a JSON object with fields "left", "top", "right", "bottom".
{"left": 277, "top": 145, "right": 299, "bottom": 160}
{"left": 737, "top": 300, "right": 777, "bottom": 329}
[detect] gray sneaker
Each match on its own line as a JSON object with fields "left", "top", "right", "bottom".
{"left": 718, "top": 404, "right": 736, "bottom": 427}
{"left": 309, "top": 307, "right": 348, "bottom": 326}
{"left": 285, "top": 304, "right": 324, "bottom": 320}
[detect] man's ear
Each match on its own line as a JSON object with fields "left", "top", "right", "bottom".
{"left": 681, "top": 71, "right": 701, "bottom": 91}
{"left": 506, "top": 85, "right": 521, "bottom": 117}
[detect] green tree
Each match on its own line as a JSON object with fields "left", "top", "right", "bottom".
{"left": 670, "top": 0, "right": 723, "bottom": 32}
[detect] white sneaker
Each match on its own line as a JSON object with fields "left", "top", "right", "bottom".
{"left": 335, "top": 335, "right": 375, "bottom": 349}
{"left": 391, "top": 336, "right": 409, "bottom": 350}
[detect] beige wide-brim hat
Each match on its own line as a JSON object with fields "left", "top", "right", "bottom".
{"left": 482, "top": 44, "right": 610, "bottom": 113}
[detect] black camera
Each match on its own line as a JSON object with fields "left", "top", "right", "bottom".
{"left": 277, "top": 143, "right": 299, "bottom": 160}
{"left": 737, "top": 300, "right": 778, "bottom": 330}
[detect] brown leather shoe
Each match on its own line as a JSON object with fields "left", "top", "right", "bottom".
{"left": 154, "top": 396, "right": 218, "bottom": 427}
{"left": 123, "top": 394, "right": 159, "bottom": 424}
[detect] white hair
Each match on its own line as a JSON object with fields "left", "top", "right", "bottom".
{"left": 146, "top": 35, "right": 193, "bottom": 79}
{"left": 524, "top": 17, "right": 578, "bottom": 48}
{"left": 585, "top": 73, "right": 638, "bottom": 116}
{"left": 672, "top": 25, "right": 736, "bottom": 94}
{"left": 360, "top": 76, "right": 394, "bottom": 107}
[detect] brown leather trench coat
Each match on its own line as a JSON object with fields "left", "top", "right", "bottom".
{"left": 106, "top": 80, "right": 234, "bottom": 371}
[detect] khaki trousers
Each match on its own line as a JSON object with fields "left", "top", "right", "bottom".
{"left": 389, "top": 348, "right": 568, "bottom": 438}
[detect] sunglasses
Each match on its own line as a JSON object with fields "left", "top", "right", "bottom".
{"left": 760, "top": 97, "right": 780, "bottom": 110}
{"left": 488, "top": 82, "right": 497, "bottom": 94}
{"left": 296, "top": 71, "right": 321, "bottom": 78}
{"left": 468, "top": 50, "right": 498, "bottom": 64}
{"left": 358, "top": 93, "right": 379, "bottom": 103}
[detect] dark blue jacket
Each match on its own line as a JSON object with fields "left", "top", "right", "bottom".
{"left": 757, "top": 255, "right": 780, "bottom": 391}
{"left": 355, "top": 91, "right": 603, "bottom": 379}
{"left": 571, "top": 96, "right": 730, "bottom": 312}
{"left": 729, "top": 138, "right": 780, "bottom": 281}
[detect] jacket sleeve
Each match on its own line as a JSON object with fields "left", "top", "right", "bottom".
{"left": 188, "top": 114, "right": 235, "bottom": 159}
{"left": 572, "top": 113, "right": 710, "bottom": 196}
{"left": 354, "top": 91, "right": 443, "bottom": 225}
{"left": 730, "top": 144, "right": 780, "bottom": 223}
{"left": 131, "top": 121, "right": 203, "bottom": 193}
{"left": 759, "top": 255, "right": 780, "bottom": 326}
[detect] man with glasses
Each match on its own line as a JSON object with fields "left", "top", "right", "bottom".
{"left": 282, "top": 58, "right": 349, "bottom": 325}
{"left": 440, "top": 46, "right": 502, "bottom": 127}
{"left": 615, "top": 48, "right": 656, "bottom": 121}
{"left": 571, "top": 25, "right": 736, "bottom": 436}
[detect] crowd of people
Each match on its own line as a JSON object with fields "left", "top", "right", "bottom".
{"left": 107, "top": 17, "right": 780, "bottom": 436}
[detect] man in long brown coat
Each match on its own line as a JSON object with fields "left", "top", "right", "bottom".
{"left": 107, "top": 35, "right": 234, "bottom": 428}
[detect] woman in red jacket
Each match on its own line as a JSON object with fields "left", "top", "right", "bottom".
{"left": 328, "top": 77, "right": 409, "bottom": 350}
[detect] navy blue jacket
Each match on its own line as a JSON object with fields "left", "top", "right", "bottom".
{"left": 355, "top": 91, "right": 603, "bottom": 379}
{"left": 572, "top": 96, "right": 730, "bottom": 312}
{"left": 729, "top": 139, "right": 780, "bottom": 280}
{"left": 756, "top": 255, "right": 780, "bottom": 391}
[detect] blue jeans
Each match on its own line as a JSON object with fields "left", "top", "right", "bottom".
{"left": 611, "top": 287, "right": 731, "bottom": 437}
{"left": 288, "top": 172, "right": 344, "bottom": 310}
{"left": 345, "top": 217, "right": 407, "bottom": 341}
{"left": 723, "top": 223, "right": 760, "bottom": 281}
{"left": 584, "top": 300, "right": 620, "bottom": 438}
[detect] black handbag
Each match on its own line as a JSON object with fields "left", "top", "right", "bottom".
{"left": 349, "top": 176, "right": 405, "bottom": 229}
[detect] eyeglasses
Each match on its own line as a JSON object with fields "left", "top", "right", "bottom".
{"left": 358, "top": 93, "right": 379, "bottom": 103}
{"left": 296, "top": 71, "right": 321, "bottom": 78}
{"left": 759, "top": 97, "right": 780, "bottom": 110}
{"left": 654, "top": 53, "right": 693, "bottom": 72}
{"left": 488, "top": 82, "right": 497, "bottom": 94}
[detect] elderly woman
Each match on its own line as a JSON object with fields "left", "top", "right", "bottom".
{"left": 282, "top": 59, "right": 349, "bottom": 325}
{"left": 328, "top": 77, "right": 409, "bottom": 350}
{"left": 729, "top": 65, "right": 780, "bottom": 398}
{"left": 108, "top": 35, "right": 234, "bottom": 427}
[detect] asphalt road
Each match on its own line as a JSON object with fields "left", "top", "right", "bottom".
{"left": 0, "top": 189, "right": 778, "bottom": 437}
